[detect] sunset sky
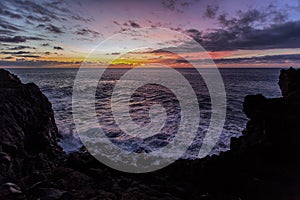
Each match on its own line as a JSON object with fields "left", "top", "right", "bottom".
{"left": 1, "top": 0, "right": 300, "bottom": 68}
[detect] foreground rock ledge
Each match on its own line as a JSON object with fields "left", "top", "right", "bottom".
{"left": 0, "top": 68, "right": 300, "bottom": 200}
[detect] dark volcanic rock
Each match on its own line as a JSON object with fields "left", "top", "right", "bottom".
{"left": 0, "top": 69, "right": 65, "bottom": 198}
{"left": 241, "top": 68, "right": 300, "bottom": 150}
{"left": 0, "top": 69, "right": 21, "bottom": 84}
{"left": 279, "top": 67, "right": 300, "bottom": 98}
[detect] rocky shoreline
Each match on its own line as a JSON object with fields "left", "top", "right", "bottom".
{"left": 0, "top": 68, "right": 300, "bottom": 199}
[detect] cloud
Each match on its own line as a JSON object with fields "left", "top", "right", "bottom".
{"left": 129, "top": 20, "right": 140, "bottom": 28}
{"left": 202, "top": 20, "right": 300, "bottom": 51}
{"left": 15, "top": 0, "right": 94, "bottom": 23}
{"left": 162, "top": 0, "right": 176, "bottom": 11}
{"left": 0, "top": 36, "right": 26, "bottom": 43}
{"left": 0, "top": 59, "right": 77, "bottom": 67}
{"left": 0, "top": 29, "right": 15, "bottom": 35}
{"left": 1, "top": 51, "right": 31, "bottom": 55}
{"left": 75, "top": 28, "right": 100, "bottom": 37}
{"left": 27, "top": 15, "right": 51, "bottom": 22}
{"left": 45, "top": 24, "right": 64, "bottom": 34}
{"left": 41, "top": 43, "right": 50, "bottom": 46}
{"left": 0, "top": 21, "right": 21, "bottom": 31}
{"left": 123, "top": 20, "right": 141, "bottom": 28}
{"left": 71, "top": 15, "right": 94, "bottom": 23}
{"left": 217, "top": 6, "right": 287, "bottom": 27}
{"left": 0, "top": 0, "right": 94, "bottom": 39}
{"left": 205, "top": 5, "right": 219, "bottom": 19}
{"left": 161, "top": 0, "right": 194, "bottom": 12}
{"left": 3, "top": 56, "right": 14, "bottom": 59}
{"left": 26, "top": 36, "right": 45, "bottom": 41}
{"left": 10, "top": 0, "right": 60, "bottom": 21}
{"left": 113, "top": 21, "right": 120, "bottom": 25}
{"left": 36, "top": 24, "right": 45, "bottom": 28}
{"left": 0, "top": 8, "right": 22, "bottom": 19}
{"left": 7, "top": 45, "right": 36, "bottom": 50}
{"left": 213, "top": 54, "right": 300, "bottom": 64}
{"left": 53, "top": 46, "right": 64, "bottom": 50}
{"left": 16, "top": 55, "right": 41, "bottom": 58}
{"left": 111, "top": 52, "right": 121, "bottom": 55}
{"left": 0, "top": 50, "right": 40, "bottom": 58}
{"left": 182, "top": 7, "right": 299, "bottom": 51}
{"left": 185, "top": 29, "right": 202, "bottom": 43}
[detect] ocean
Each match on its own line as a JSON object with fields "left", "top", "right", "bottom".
{"left": 8, "top": 68, "right": 282, "bottom": 159}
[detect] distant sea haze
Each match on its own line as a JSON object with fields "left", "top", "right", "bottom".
{"left": 8, "top": 68, "right": 282, "bottom": 158}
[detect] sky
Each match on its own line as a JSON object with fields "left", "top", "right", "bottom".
{"left": 1, "top": 0, "right": 300, "bottom": 68}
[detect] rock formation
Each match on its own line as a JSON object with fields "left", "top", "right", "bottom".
{"left": 0, "top": 69, "right": 65, "bottom": 199}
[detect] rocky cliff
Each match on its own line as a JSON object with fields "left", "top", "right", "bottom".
{"left": 0, "top": 68, "right": 300, "bottom": 200}
{"left": 0, "top": 69, "right": 65, "bottom": 199}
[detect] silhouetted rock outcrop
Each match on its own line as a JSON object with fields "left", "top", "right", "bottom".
{"left": 279, "top": 67, "right": 300, "bottom": 98}
{"left": 239, "top": 67, "right": 300, "bottom": 153}
{"left": 0, "top": 69, "right": 65, "bottom": 199}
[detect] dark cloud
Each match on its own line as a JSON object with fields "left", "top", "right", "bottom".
{"left": 213, "top": 54, "right": 300, "bottom": 64}
{"left": 75, "top": 28, "right": 100, "bottom": 37}
{"left": 4, "top": 56, "right": 14, "bottom": 59}
{"left": 45, "top": 24, "right": 64, "bottom": 34}
{"left": 7, "top": 0, "right": 94, "bottom": 23}
{"left": 27, "top": 15, "right": 51, "bottom": 22}
{"left": 16, "top": 55, "right": 40, "bottom": 58}
{"left": 0, "top": 35, "right": 45, "bottom": 42}
{"left": 41, "top": 43, "right": 50, "bottom": 46}
{"left": 1, "top": 0, "right": 94, "bottom": 40}
{"left": 150, "top": 49, "right": 169, "bottom": 54}
{"left": 111, "top": 52, "right": 120, "bottom": 55}
{"left": 113, "top": 21, "right": 120, "bottom": 26}
{"left": 176, "top": 58, "right": 188, "bottom": 64}
{"left": 0, "top": 36, "right": 26, "bottom": 43}
{"left": 26, "top": 36, "right": 45, "bottom": 41}
{"left": 161, "top": 0, "right": 193, "bottom": 12}
{"left": 129, "top": 20, "right": 140, "bottom": 28}
{"left": 202, "top": 20, "right": 300, "bottom": 51}
{"left": 10, "top": 0, "right": 60, "bottom": 21}
{"left": 53, "top": 46, "right": 64, "bottom": 50}
{"left": 170, "top": 27, "right": 182, "bottom": 32}
{"left": 182, "top": 7, "right": 298, "bottom": 51}
{"left": 0, "top": 8, "right": 22, "bottom": 19}
{"left": 162, "top": 0, "right": 176, "bottom": 11}
{"left": 0, "top": 29, "right": 15, "bottom": 35}
{"left": 217, "top": 7, "right": 287, "bottom": 27}
{"left": 205, "top": 5, "right": 219, "bottom": 19}
{"left": 0, "top": 59, "right": 76, "bottom": 67}
{"left": 185, "top": 29, "right": 202, "bottom": 43}
{"left": 7, "top": 45, "right": 35, "bottom": 50}
{"left": 36, "top": 24, "right": 45, "bottom": 28}
{"left": 0, "top": 20, "right": 21, "bottom": 31}
{"left": 1, "top": 51, "right": 31, "bottom": 54}
{"left": 123, "top": 20, "right": 141, "bottom": 28}
{"left": 71, "top": 15, "right": 94, "bottom": 23}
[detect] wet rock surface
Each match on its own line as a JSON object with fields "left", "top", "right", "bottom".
{"left": 1, "top": 68, "right": 300, "bottom": 199}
